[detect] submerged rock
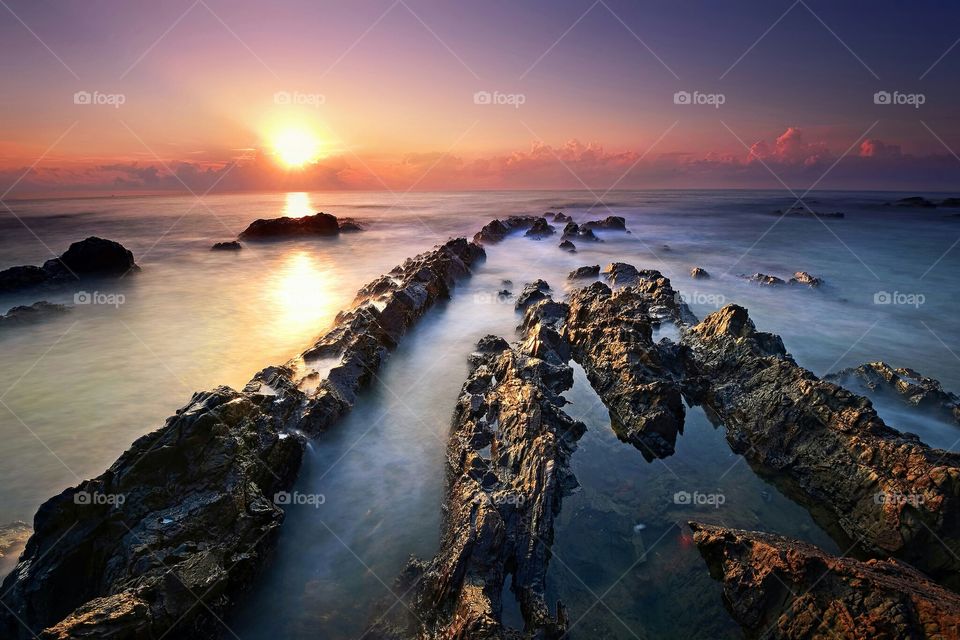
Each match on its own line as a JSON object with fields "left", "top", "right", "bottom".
{"left": 567, "top": 265, "right": 600, "bottom": 280}
{"left": 238, "top": 212, "right": 344, "bottom": 239}
{"left": 682, "top": 304, "right": 960, "bottom": 585}
{"left": 0, "top": 238, "right": 485, "bottom": 640}
{"left": 337, "top": 218, "right": 364, "bottom": 232}
{"left": 788, "top": 270, "right": 823, "bottom": 287}
{"left": 582, "top": 216, "right": 627, "bottom": 231}
{"left": 411, "top": 303, "right": 585, "bottom": 639}
{"left": 0, "top": 301, "right": 69, "bottom": 328}
{"left": 690, "top": 267, "right": 710, "bottom": 279}
{"left": 211, "top": 240, "right": 242, "bottom": 251}
{"left": 743, "top": 272, "right": 785, "bottom": 286}
{"left": 472, "top": 216, "right": 542, "bottom": 244}
{"left": 890, "top": 196, "right": 937, "bottom": 208}
{"left": 558, "top": 239, "right": 576, "bottom": 252}
{"left": 941, "top": 198, "right": 960, "bottom": 208}
{"left": 524, "top": 217, "right": 555, "bottom": 239}
{"left": 691, "top": 522, "right": 960, "bottom": 640}
{"left": 515, "top": 279, "right": 551, "bottom": 310}
{"left": 825, "top": 361, "right": 960, "bottom": 425}
{"left": 0, "top": 237, "right": 138, "bottom": 294}
{"left": 550, "top": 212, "right": 572, "bottom": 222}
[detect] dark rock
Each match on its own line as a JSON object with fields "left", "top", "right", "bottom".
{"left": 773, "top": 208, "right": 845, "bottom": 219}
{"left": 891, "top": 196, "right": 937, "bottom": 208}
{"left": 941, "top": 198, "right": 960, "bottom": 208}
{"left": 0, "top": 238, "right": 486, "bottom": 640}
{"left": 558, "top": 240, "right": 576, "bottom": 252}
{"left": 238, "top": 212, "right": 341, "bottom": 239}
{"left": 682, "top": 305, "right": 960, "bottom": 585}
{"left": 412, "top": 305, "right": 585, "bottom": 639}
{"left": 472, "top": 216, "right": 542, "bottom": 244}
{"left": 691, "top": 522, "right": 960, "bottom": 640}
{"left": 515, "top": 279, "right": 551, "bottom": 310}
{"left": 582, "top": 216, "right": 627, "bottom": 231}
{"left": 211, "top": 241, "right": 242, "bottom": 251}
{"left": 524, "top": 217, "right": 555, "bottom": 239}
{"left": 0, "top": 237, "right": 138, "bottom": 294}
{"left": 825, "top": 362, "right": 960, "bottom": 426}
{"left": 788, "top": 270, "right": 823, "bottom": 287}
{"left": 0, "top": 302, "right": 69, "bottom": 328}
{"left": 550, "top": 212, "right": 572, "bottom": 223}
{"left": 743, "top": 273, "right": 785, "bottom": 286}
{"left": 560, "top": 222, "right": 599, "bottom": 242}
{"left": 337, "top": 218, "right": 364, "bottom": 232}
{"left": 690, "top": 267, "right": 710, "bottom": 279}
{"left": 567, "top": 265, "right": 600, "bottom": 280}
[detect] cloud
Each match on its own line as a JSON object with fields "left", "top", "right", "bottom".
{"left": 859, "top": 139, "right": 902, "bottom": 158}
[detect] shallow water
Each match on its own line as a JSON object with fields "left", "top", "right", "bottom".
{"left": 1, "top": 189, "right": 958, "bottom": 637}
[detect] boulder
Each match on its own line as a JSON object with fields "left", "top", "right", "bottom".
{"left": 238, "top": 212, "right": 341, "bottom": 239}
{"left": 567, "top": 265, "right": 600, "bottom": 280}
{"left": 524, "top": 217, "right": 555, "bottom": 239}
{"left": 0, "top": 238, "right": 138, "bottom": 294}
{"left": 560, "top": 222, "right": 599, "bottom": 242}
{"left": 788, "top": 270, "right": 823, "bottom": 287}
{"left": 551, "top": 212, "right": 572, "bottom": 222}
{"left": 582, "top": 216, "right": 627, "bottom": 231}
{"left": 515, "top": 279, "right": 551, "bottom": 310}
{"left": 743, "top": 273, "right": 785, "bottom": 286}
{"left": 558, "top": 240, "right": 576, "bottom": 252}
{"left": 0, "top": 266, "right": 49, "bottom": 294}
{"left": 210, "top": 241, "right": 242, "bottom": 251}
{"left": 691, "top": 522, "right": 960, "bottom": 640}
{"left": 472, "top": 216, "right": 542, "bottom": 244}
{"left": 0, "top": 302, "right": 69, "bottom": 328}
{"left": 690, "top": 267, "right": 710, "bottom": 279}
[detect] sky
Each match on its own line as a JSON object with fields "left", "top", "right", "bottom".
{"left": 1, "top": 0, "right": 960, "bottom": 195}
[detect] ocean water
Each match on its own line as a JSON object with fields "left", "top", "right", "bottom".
{"left": 1, "top": 190, "right": 958, "bottom": 638}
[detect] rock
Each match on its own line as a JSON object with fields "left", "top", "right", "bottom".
{"left": 941, "top": 198, "right": 960, "bottom": 208}
{"left": 825, "top": 362, "right": 960, "bottom": 426}
{"left": 210, "top": 241, "right": 242, "bottom": 251}
{"left": 890, "top": 196, "right": 937, "bottom": 208}
{"left": 566, "top": 282, "right": 689, "bottom": 460}
{"left": 337, "top": 218, "right": 364, "bottom": 232}
{"left": 691, "top": 522, "right": 960, "bottom": 640}
{"left": 558, "top": 240, "right": 576, "bottom": 252}
{"left": 560, "top": 222, "right": 599, "bottom": 242}
{"left": 472, "top": 216, "right": 542, "bottom": 244}
{"left": 567, "top": 265, "right": 600, "bottom": 280}
{"left": 0, "top": 238, "right": 486, "bottom": 640}
{"left": 773, "top": 208, "right": 845, "bottom": 219}
{"left": 0, "top": 521, "right": 31, "bottom": 577}
{"left": 682, "top": 305, "right": 960, "bottom": 585}
{"left": 515, "top": 279, "right": 551, "bottom": 310}
{"left": 238, "top": 212, "right": 341, "bottom": 239}
{"left": 550, "top": 212, "right": 572, "bottom": 222}
{"left": 0, "top": 302, "right": 69, "bottom": 328}
{"left": 0, "top": 238, "right": 138, "bottom": 294}
{"left": 788, "top": 270, "right": 823, "bottom": 287}
{"left": 411, "top": 304, "right": 585, "bottom": 639}
{"left": 582, "top": 216, "right": 627, "bottom": 231}
{"left": 524, "top": 217, "right": 555, "bottom": 239}
{"left": 743, "top": 273, "right": 785, "bottom": 286}
{"left": 690, "top": 267, "right": 710, "bottom": 279}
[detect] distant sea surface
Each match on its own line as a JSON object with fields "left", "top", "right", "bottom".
{"left": 2, "top": 190, "right": 958, "bottom": 639}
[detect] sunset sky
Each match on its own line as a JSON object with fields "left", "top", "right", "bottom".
{"left": 2, "top": 0, "right": 960, "bottom": 194}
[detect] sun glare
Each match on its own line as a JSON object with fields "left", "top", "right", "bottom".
{"left": 272, "top": 128, "right": 321, "bottom": 168}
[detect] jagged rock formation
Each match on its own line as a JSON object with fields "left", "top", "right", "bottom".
{"left": 558, "top": 240, "right": 576, "bottom": 252}
{"left": 567, "top": 265, "right": 599, "bottom": 280}
{"left": 238, "top": 212, "right": 359, "bottom": 239}
{"left": 682, "top": 304, "right": 960, "bottom": 585}
{"left": 690, "top": 267, "right": 709, "bottom": 279}
{"left": 411, "top": 300, "right": 585, "bottom": 640}
{"left": 550, "top": 212, "right": 572, "bottom": 223}
{"left": 789, "top": 271, "right": 823, "bottom": 287}
{"left": 691, "top": 522, "right": 960, "bottom": 640}
{"left": 0, "top": 238, "right": 484, "bottom": 640}
{"left": 0, "top": 237, "right": 138, "bottom": 293}
{"left": 524, "top": 217, "right": 555, "bottom": 239}
{"left": 472, "top": 216, "right": 542, "bottom": 245}
{"left": 565, "top": 279, "right": 691, "bottom": 460}
{"left": 0, "top": 301, "right": 69, "bottom": 328}
{"left": 743, "top": 273, "right": 785, "bottom": 286}
{"left": 514, "top": 279, "right": 551, "bottom": 311}
{"left": 582, "top": 216, "right": 627, "bottom": 231}
{"left": 826, "top": 362, "right": 960, "bottom": 426}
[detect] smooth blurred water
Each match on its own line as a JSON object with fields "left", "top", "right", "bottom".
{"left": 2, "top": 189, "right": 958, "bottom": 638}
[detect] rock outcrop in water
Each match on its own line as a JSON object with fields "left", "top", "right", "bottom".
{"left": 0, "top": 238, "right": 484, "bottom": 640}
{"left": 826, "top": 362, "right": 960, "bottom": 426}
{"left": 238, "top": 212, "right": 358, "bottom": 239}
{"left": 583, "top": 215, "right": 627, "bottom": 231}
{"left": 0, "top": 237, "right": 138, "bottom": 293}
{"left": 514, "top": 279, "right": 551, "bottom": 310}
{"left": 472, "top": 216, "right": 542, "bottom": 244}
{"left": 558, "top": 239, "right": 576, "bottom": 252}
{"left": 567, "top": 265, "right": 599, "bottom": 280}
{"left": 560, "top": 222, "right": 599, "bottom": 243}
{"left": 788, "top": 270, "right": 822, "bottom": 287}
{"left": 524, "top": 217, "right": 555, "bottom": 239}
{"left": 743, "top": 272, "right": 785, "bottom": 286}
{"left": 0, "top": 301, "right": 69, "bottom": 328}
{"left": 410, "top": 300, "right": 585, "bottom": 639}
{"left": 690, "top": 522, "right": 960, "bottom": 640}
{"left": 690, "top": 267, "right": 709, "bottom": 279}
{"left": 211, "top": 241, "right": 242, "bottom": 251}
{"left": 889, "top": 196, "right": 937, "bottom": 208}
{"left": 682, "top": 304, "right": 960, "bottom": 585}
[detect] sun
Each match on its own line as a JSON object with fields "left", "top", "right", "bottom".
{"left": 272, "top": 128, "right": 321, "bottom": 168}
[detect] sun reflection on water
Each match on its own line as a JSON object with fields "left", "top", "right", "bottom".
{"left": 271, "top": 251, "right": 337, "bottom": 337}
{"left": 284, "top": 192, "right": 314, "bottom": 218}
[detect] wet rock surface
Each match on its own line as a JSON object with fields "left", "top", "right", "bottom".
{"left": 238, "top": 212, "right": 350, "bottom": 239}
{"left": 0, "top": 237, "right": 138, "bottom": 293}
{"left": 682, "top": 304, "right": 960, "bottom": 585}
{"left": 0, "top": 302, "right": 69, "bottom": 328}
{"left": 826, "top": 361, "right": 960, "bottom": 426}
{"left": 691, "top": 522, "right": 960, "bottom": 640}
{"left": 409, "top": 301, "right": 585, "bottom": 640}
{"left": 0, "top": 238, "right": 484, "bottom": 640}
